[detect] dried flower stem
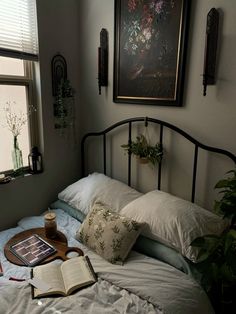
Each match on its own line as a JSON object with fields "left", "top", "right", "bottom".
{"left": 1, "top": 101, "right": 36, "bottom": 137}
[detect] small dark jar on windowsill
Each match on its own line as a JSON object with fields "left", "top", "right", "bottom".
{"left": 28, "top": 146, "right": 43, "bottom": 174}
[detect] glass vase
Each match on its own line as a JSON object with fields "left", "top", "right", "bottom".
{"left": 12, "top": 136, "right": 23, "bottom": 172}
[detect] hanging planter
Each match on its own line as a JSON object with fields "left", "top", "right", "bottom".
{"left": 121, "top": 134, "right": 163, "bottom": 166}
{"left": 52, "top": 54, "right": 75, "bottom": 133}
{"left": 137, "top": 156, "right": 149, "bottom": 164}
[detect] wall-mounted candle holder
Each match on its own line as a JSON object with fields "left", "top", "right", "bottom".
{"left": 203, "top": 8, "right": 219, "bottom": 96}
{"left": 98, "top": 28, "right": 108, "bottom": 94}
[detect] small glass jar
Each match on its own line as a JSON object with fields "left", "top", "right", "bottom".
{"left": 44, "top": 212, "right": 57, "bottom": 239}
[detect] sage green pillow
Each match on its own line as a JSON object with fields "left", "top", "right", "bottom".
{"left": 76, "top": 201, "right": 144, "bottom": 264}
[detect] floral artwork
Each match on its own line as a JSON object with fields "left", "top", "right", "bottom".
{"left": 114, "top": 0, "right": 190, "bottom": 106}
{"left": 124, "top": 0, "right": 173, "bottom": 58}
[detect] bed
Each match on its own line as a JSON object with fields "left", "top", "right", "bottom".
{"left": 0, "top": 117, "right": 235, "bottom": 314}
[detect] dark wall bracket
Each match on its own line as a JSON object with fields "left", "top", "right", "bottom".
{"left": 98, "top": 28, "right": 108, "bottom": 94}
{"left": 203, "top": 8, "right": 219, "bottom": 96}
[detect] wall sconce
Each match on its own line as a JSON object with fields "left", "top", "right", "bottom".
{"left": 98, "top": 28, "right": 108, "bottom": 94}
{"left": 203, "top": 8, "right": 219, "bottom": 96}
{"left": 28, "top": 147, "right": 43, "bottom": 174}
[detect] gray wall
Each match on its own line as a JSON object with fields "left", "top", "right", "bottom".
{"left": 78, "top": 0, "right": 236, "bottom": 208}
{"left": 1, "top": 0, "right": 236, "bottom": 230}
{"left": 0, "top": 0, "right": 81, "bottom": 231}
{"left": 79, "top": 0, "right": 236, "bottom": 147}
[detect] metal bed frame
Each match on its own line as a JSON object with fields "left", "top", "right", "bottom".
{"left": 81, "top": 117, "right": 236, "bottom": 203}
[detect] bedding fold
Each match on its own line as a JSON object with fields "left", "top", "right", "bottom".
{"left": 0, "top": 209, "right": 214, "bottom": 314}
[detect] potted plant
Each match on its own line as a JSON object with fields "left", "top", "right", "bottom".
{"left": 121, "top": 134, "right": 163, "bottom": 165}
{"left": 192, "top": 169, "right": 236, "bottom": 314}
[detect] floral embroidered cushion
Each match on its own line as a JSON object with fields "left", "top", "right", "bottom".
{"left": 76, "top": 201, "right": 144, "bottom": 264}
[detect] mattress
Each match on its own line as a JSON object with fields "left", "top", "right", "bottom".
{"left": 0, "top": 209, "right": 214, "bottom": 314}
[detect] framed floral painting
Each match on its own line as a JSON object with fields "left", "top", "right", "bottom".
{"left": 113, "top": 0, "right": 191, "bottom": 106}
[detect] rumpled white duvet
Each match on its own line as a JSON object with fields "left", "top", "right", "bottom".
{"left": 0, "top": 209, "right": 214, "bottom": 314}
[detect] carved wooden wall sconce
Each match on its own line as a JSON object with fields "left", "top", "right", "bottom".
{"left": 98, "top": 28, "right": 108, "bottom": 94}
{"left": 203, "top": 8, "right": 219, "bottom": 96}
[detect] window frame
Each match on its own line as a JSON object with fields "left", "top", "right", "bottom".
{"left": 0, "top": 58, "right": 39, "bottom": 174}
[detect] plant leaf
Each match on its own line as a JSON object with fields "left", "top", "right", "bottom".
{"left": 220, "top": 263, "right": 234, "bottom": 282}
{"left": 215, "top": 179, "right": 231, "bottom": 189}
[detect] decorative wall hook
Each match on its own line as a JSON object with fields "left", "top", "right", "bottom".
{"left": 51, "top": 53, "right": 67, "bottom": 96}
{"left": 98, "top": 28, "right": 108, "bottom": 94}
{"left": 51, "top": 53, "right": 75, "bottom": 131}
{"left": 203, "top": 8, "right": 219, "bottom": 96}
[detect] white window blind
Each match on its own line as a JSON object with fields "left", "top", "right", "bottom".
{"left": 0, "top": 0, "right": 38, "bottom": 61}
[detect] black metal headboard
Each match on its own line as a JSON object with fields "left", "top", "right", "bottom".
{"left": 81, "top": 117, "right": 236, "bottom": 203}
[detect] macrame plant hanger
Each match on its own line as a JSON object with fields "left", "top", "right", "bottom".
{"left": 143, "top": 116, "right": 150, "bottom": 144}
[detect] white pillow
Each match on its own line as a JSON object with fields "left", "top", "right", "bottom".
{"left": 120, "top": 190, "right": 229, "bottom": 262}
{"left": 58, "top": 173, "right": 142, "bottom": 215}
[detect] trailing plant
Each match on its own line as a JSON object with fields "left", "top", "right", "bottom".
{"left": 191, "top": 169, "right": 236, "bottom": 313}
{"left": 121, "top": 134, "right": 163, "bottom": 165}
{"left": 54, "top": 79, "right": 75, "bottom": 131}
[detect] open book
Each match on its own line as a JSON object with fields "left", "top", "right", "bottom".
{"left": 31, "top": 256, "right": 97, "bottom": 298}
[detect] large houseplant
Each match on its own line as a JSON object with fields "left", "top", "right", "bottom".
{"left": 192, "top": 169, "right": 236, "bottom": 313}
{"left": 121, "top": 134, "right": 163, "bottom": 165}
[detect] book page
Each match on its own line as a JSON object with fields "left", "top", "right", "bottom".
{"left": 33, "top": 263, "right": 66, "bottom": 297}
{"left": 61, "top": 256, "right": 95, "bottom": 294}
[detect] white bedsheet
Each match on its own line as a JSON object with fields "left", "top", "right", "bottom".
{"left": 0, "top": 209, "right": 214, "bottom": 314}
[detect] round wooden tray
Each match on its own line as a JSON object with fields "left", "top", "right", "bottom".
{"left": 4, "top": 227, "right": 83, "bottom": 266}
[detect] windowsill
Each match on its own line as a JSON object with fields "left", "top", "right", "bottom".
{"left": 0, "top": 168, "right": 43, "bottom": 185}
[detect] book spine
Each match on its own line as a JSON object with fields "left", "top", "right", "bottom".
{"left": 0, "top": 261, "right": 3, "bottom": 276}
{"left": 30, "top": 268, "right": 35, "bottom": 299}
{"left": 85, "top": 256, "right": 97, "bottom": 282}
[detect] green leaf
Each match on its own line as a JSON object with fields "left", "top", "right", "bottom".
{"left": 227, "top": 229, "right": 236, "bottom": 239}
{"left": 191, "top": 237, "right": 206, "bottom": 247}
{"left": 220, "top": 263, "right": 234, "bottom": 282}
{"left": 226, "top": 169, "right": 236, "bottom": 175}
{"left": 215, "top": 179, "right": 231, "bottom": 189}
{"left": 224, "top": 234, "right": 233, "bottom": 255}
{"left": 191, "top": 235, "right": 221, "bottom": 261}
{"left": 197, "top": 250, "right": 212, "bottom": 261}
{"left": 211, "top": 263, "right": 220, "bottom": 282}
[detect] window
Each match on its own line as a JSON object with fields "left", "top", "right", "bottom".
{"left": 0, "top": 0, "right": 39, "bottom": 174}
